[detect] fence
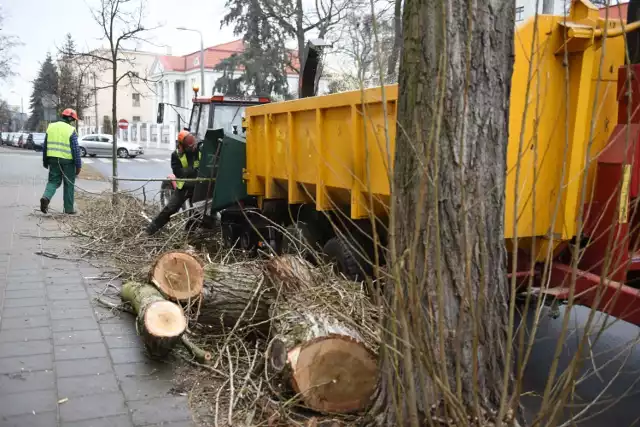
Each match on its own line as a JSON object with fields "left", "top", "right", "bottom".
{"left": 78, "top": 123, "right": 176, "bottom": 151}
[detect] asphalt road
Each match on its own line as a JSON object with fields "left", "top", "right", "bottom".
{"left": 78, "top": 147, "right": 172, "bottom": 203}
{"left": 2, "top": 146, "right": 640, "bottom": 426}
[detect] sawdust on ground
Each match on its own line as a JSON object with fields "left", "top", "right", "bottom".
{"left": 78, "top": 163, "right": 107, "bottom": 181}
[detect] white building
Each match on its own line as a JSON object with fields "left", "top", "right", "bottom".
{"left": 81, "top": 49, "right": 158, "bottom": 131}
{"left": 149, "top": 40, "right": 315, "bottom": 131}
{"left": 516, "top": 0, "right": 566, "bottom": 23}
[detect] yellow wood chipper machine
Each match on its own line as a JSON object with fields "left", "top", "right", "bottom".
{"left": 185, "top": 0, "right": 640, "bottom": 326}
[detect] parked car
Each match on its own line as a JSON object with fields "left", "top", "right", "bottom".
{"left": 26, "top": 133, "right": 46, "bottom": 151}
{"left": 16, "top": 132, "right": 29, "bottom": 148}
{"left": 5, "top": 133, "right": 19, "bottom": 147}
{"left": 78, "top": 134, "right": 144, "bottom": 158}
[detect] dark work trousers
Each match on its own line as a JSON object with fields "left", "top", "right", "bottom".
{"left": 43, "top": 157, "right": 76, "bottom": 213}
{"left": 149, "top": 187, "right": 192, "bottom": 232}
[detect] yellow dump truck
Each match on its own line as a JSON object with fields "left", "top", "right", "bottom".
{"left": 186, "top": 0, "right": 640, "bottom": 325}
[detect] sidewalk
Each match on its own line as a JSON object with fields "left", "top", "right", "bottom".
{"left": 0, "top": 154, "right": 195, "bottom": 426}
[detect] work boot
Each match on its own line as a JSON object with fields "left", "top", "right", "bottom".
{"left": 145, "top": 222, "right": 159, "bottom": 236}
{"left": 64, "top": 211, "right": 77, "bottom": 215}
{"left": 40, "top": 197, "right": 49, "bottom": 214}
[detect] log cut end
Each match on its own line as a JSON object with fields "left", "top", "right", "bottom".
{"left": 150, "top": 252, "right": 204, "bottom": 301}
{"left": 138, "top": 300, "right": 187, "bottom": 358}
{"left": 145, "top": 300, "right": 187, "bottom": 338}
{"left": 290, "top": 335, "right": 377, "bottom": 414}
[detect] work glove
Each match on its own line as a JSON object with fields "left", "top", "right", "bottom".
{"left": 183, "top": 167, "right": 197, "bottom": 178}
{"left": 76, "top": 167, "right": 81, "bottom": 176}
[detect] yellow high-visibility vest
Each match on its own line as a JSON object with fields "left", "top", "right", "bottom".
{"left": 176, "top": 150, "right": 201, "bottom": 190}
{"left": 46, "top": 121, "right": 75, "bottom": 160}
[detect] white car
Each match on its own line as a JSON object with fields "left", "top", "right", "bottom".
{"left": 78, "top": 134, "right": 144, "bottom": 158}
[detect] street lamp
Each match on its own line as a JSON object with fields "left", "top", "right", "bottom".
{"left": 176, "top": 27, "right": 205, "bottom": 97}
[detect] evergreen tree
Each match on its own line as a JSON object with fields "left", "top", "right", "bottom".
{"left": 220, "top": 0, "right": 349, "bottom": 97}
{"left": 0, "top": 10, "right": 19, "bottom": 81}
{"left": 215, "top": 0, "right": 291, "bottom": 98}
{"left": 27, "top": 54, "right": 58, "bottom": 131}
{"left": 57, "top": 34, "right": 78, "bottom": 115}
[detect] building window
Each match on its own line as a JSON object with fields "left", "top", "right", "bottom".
{"left": 131, "top": 72, "right": 140, "bottom": 83}
{"left": 133, "top": 116, "right": 141, "bottom": 122}
{"left": 516, "top": 6, "right": 524, "bottom": 22}
{"left": 132, "top": 93, "right": 141, "bottom": 107}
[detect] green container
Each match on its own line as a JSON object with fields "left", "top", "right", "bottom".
{"left": 193, "top": 130, "right": 248, "bottom": 217}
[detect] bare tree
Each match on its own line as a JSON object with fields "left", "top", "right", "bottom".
{"left": 80, "top": 0, "right": 156, "bottom": 194}
{"left": 0, "top": 8, "right": 20, "bottom": 81}
{"left": 385, "top": 0, "right": 402, "bottom": 83}
{"left": 0, "top": 99, "right": 12, "bottom": 130}
{"left": 335, "top": 6, "right": 396, "bottom": 89}
{"left": 368, "top": 0, "right": 516, "bottom": 424}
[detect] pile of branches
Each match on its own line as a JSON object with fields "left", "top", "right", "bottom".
{"left": 120, "top": 252, "right": 380, "bottom": 426}
{"left": 58, "top": 192, "right": 229, "bottom": 280}
{"left": 58, "top": 193, "right": 382, "bottom": 427}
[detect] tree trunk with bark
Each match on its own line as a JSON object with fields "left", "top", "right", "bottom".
{"left": 370, "top": 0, "right": 516, "bottom": 425}
{"left": 196, "top": 263, "right": 272, "bottom": 336}
{"left": 385, "top": 0, "right": 402, "bottom": 83}
{"left": 111, "top": 51, "right": 118, "bottom": 194}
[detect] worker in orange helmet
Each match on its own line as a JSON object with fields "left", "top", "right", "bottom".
{"left": 146, "top": 130, "right": 201, "bottom": 235}
{"left": 40, "top": 108, "right": 81, "bottom": 214}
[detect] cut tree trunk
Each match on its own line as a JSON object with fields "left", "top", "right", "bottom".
{"left": 196, "top": 263, "right": 272, "bottom": 336}
{"left": 368, "top": 0, "right": 516, "bottom": 425}
{"left": 121, "top": 281, "right": 187, "bottom": 358}
{"left": 149, "top": 251, "right": 204, "bottom": 302}
{"left": 265, "top": 256, "right": 378, "bottom": 414}
{"left": 267, "top": 308, "right": 377, "bottom": 414}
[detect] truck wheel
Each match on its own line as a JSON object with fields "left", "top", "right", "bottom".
{"left": 323, "top": 236, "right": 368, "bottom": 280}
{"left": 239, "top": 227, "right": 258, "bottom": 255}
{"left": 221, "top": 223, "right": 236, "bottom": 248}
{"left": 282, "top": 222, "right": 321, "bottom": 261}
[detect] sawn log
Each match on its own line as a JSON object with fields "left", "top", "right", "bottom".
{"left": 121, "top": 281, "right": 187, "bottom": 358}
{"left": 265, "top": 256, "right": 378, "bottom": 414}
{"left": 149, "top": 251, "right": 204, "bottom": 302}
{"left": 196, "top": 263, "right": 273, "bottom": 336}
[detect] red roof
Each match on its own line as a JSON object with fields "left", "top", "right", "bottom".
{"left": 158, "top": 39, "right": 299, "bottom": 74}
{"left": 599, "top": 2, "right": 628, "bottom": 20}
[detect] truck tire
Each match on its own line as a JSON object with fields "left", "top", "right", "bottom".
{"left": 323, "top": 236, "right": 369, "bottom": 280}
{"left": 282, "top": 222, "right": 321, "bottom": 261}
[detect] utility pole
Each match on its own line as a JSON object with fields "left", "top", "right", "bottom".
{"left": 177, "top": 27, "right": 205, "bottom": 95}
{"left": 542, "top": 0, "right": 554, "bottom": 14}
{"left": 94, "top": 73, "right": 99, "bottom": 133}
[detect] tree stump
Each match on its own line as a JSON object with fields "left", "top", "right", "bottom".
{"left": 121, "top": 281, "right": 187, "bottom": 358}
{"left": 149, "top": 251, "right": 204, "bottom": 302}
{"left": 197, "top": 263, "right": 273, "bottom": 336}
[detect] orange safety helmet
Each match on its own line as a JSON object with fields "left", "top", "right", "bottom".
{"left": 61, "top": 108, "right": 78, "bottom": 121}
{"left": 177, "top": 130, "right": 197, "bottom": 150}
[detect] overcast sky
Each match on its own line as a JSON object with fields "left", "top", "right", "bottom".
{"left": 0, "top": 0, "right": 238, "bottom": 109}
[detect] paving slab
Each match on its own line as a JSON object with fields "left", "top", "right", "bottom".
{"left": 0, "top": 150, "right": 193, "bottom": 426}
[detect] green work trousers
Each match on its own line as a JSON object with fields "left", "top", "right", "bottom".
{"left": 43, "top": 157, "right": 76, "bottom": 213}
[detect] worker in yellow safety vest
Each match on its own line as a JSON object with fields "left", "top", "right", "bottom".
{"left": 40, "top": 108, "right": 81, "bottom": 214}
{"left": 146, "top": 130, "right": 201, "bottom": 235}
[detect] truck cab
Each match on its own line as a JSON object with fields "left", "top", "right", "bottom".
{"left": 187, "top": 95, "right": 270, "bottom": 142}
